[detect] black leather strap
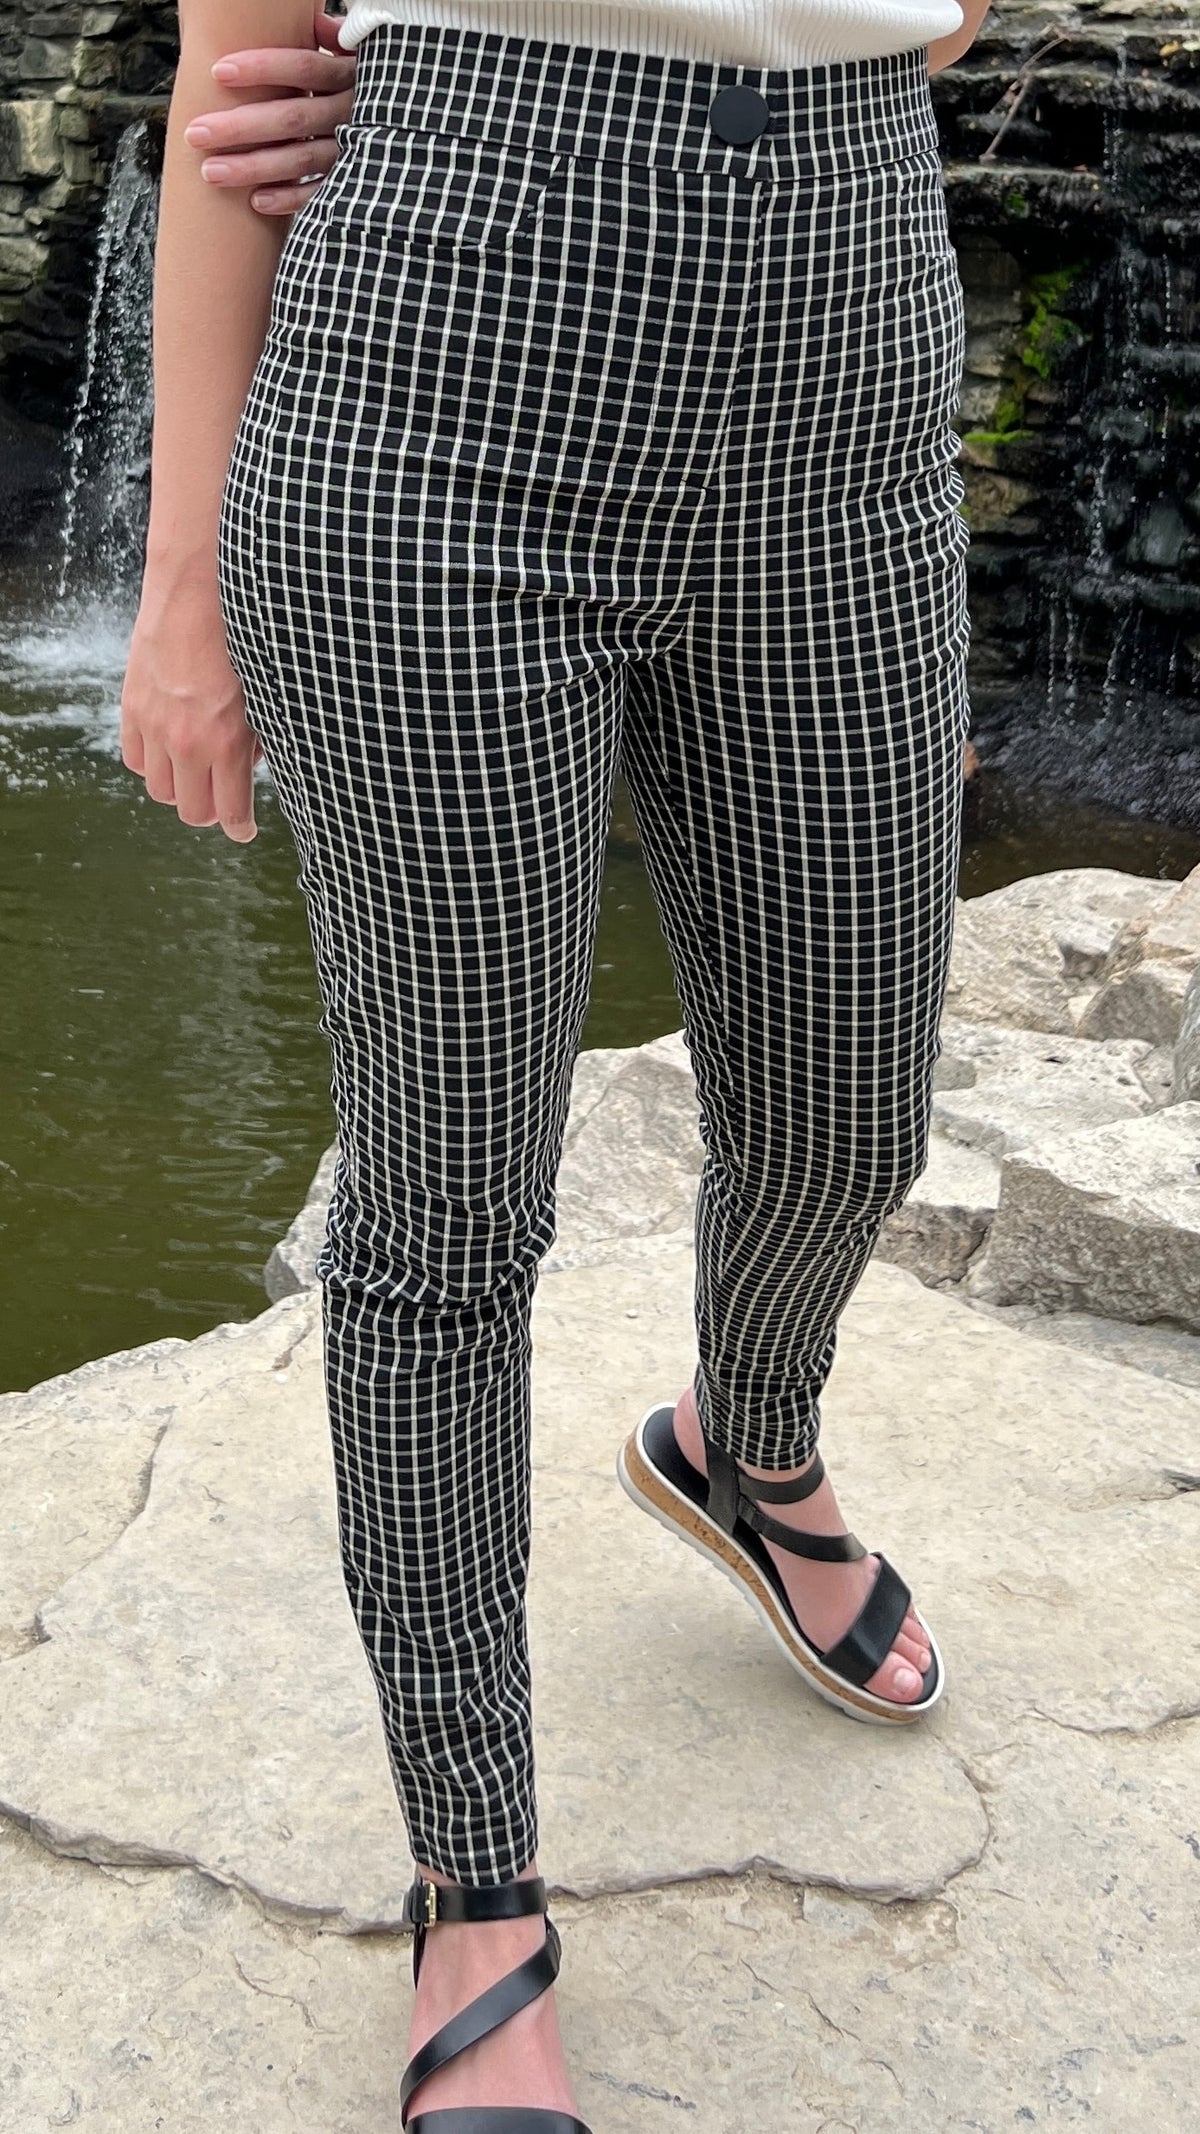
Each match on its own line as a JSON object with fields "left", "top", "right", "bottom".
{"left": 704, "top": 1437, "right": 742, "bottom": 1535}
{"left": 404, "top": 1877, "right": 549, "bottom": 1929}
{"left": 700, "top": 1431, "right": 866, "bottom": 1562}
{"left": 739, "top": 1449, "right": 827, "bottom": 1504}
{"left": 408, "top": 2110, "right": 593, "bottom": 2130}
{"left": 820, "top": 1555, "right": 913, "bottom": 1689}
{"left": 702, "top": 1433, "right": 829, "bottom": 1524}
{"left": 401, "top": 1921, "right": 561, "bottom": 2122}
{"left": 738, "top": 1499, "right": 868, "bottom": 1563}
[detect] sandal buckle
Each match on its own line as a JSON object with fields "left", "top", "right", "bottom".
{"left": 405, "top": 1876, "right": 439, "bottom": 1929}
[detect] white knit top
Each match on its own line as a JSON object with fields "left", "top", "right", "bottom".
{"left": 337, "top": 0, "right": 963, "bottom": 73}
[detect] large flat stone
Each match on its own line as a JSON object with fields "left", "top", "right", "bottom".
{"left": 4, "top": 1240, "right": 1200, "bottom": 1940}
{"left": 567, "top": 1720, "right": 1200, "bottom": 2130}
{"left": 969, "top": 1105, "right": 1200, "bottom": 1328}
{"left": 4, "top": 1712, "right": 1198, "bottom": 2131}
{"left": 0, "top": 1331, "right": 189, "bottom": 1660}
{"left": 0, "top": 1250, "right": 988, "bottom": 1928}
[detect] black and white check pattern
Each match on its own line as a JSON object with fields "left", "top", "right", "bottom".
{"left": 217, "top": 23, "right": 971, "bottom": 1884}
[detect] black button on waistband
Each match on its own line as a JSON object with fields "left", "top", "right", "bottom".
{"left": 707, "top": 85, "right": 770, "bottom": 147}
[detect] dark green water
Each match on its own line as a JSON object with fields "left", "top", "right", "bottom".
{"left": 3, "top": 578, "right": 1198, "bottom": 1396}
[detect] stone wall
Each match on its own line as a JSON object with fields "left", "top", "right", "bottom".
{"left": 934, "top": 0, "right": 1200, "bottom": 820}
{"left": 0, "top": 2, "right": 177, "bottom": 409}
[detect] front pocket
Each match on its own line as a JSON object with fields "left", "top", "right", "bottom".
{"left": 327, "top": 121, "right": 569, "bottom": 254}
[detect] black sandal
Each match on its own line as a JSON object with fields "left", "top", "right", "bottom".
{"left": 399, "top": 1871, "right": 593, "bottom": 2131}
{"left": 617, "top": 1401, "right": 944, "bottom": 1725}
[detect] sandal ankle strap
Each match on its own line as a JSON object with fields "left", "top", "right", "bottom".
{"left": 400, "top": 1902, "right": 562, "bottom": 2124}
{"left": 404, "top": 1873, "right": 549, "bottom": 1929}
{"left": 703, "top": 1436, "right": 868, "bottom": 1564}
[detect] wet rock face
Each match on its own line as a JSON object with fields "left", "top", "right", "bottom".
{"left": 931, "top": 1, "right": 1200, "bottom": 826}
{"left": 0, "top": 1, "right": 176, "bottom": 416}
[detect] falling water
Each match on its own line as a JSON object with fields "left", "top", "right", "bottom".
{"left": 54, "top": 120, "right": 159, "bottom": 606}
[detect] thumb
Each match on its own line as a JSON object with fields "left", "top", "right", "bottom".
{"left": 314, "top": 8, "right": 347, "bottom": 52}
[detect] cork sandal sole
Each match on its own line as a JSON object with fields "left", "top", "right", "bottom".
{"left": 617, "top": 1403, "right": 944, "bottom": 1726}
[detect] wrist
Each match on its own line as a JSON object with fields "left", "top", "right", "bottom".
{"left": 142, "top": 532, "right": 221, "bottom": 596}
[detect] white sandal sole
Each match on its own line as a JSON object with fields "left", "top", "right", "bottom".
{"left": 617, "top": 1403, "right": 945, "bottom": 1727}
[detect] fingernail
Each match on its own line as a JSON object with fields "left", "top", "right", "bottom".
{"left": 185, "top": 122, "right": 211, "bottom": 144}
{"left": 202, "top": 159, "right": 232, "bottom": 182}
{"left": 212, "top": 59, "right": 239, "bottom": 80}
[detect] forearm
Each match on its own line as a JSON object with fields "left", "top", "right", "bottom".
{"left": 927, "top": 0, "right": 991, "bottom": 75}
{"left": 145, "top": 0, "right": 314, "bottom": 589}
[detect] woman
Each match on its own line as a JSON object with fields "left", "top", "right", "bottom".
{"left": 121, "top": 0, "right": 989, "bottom": 2122}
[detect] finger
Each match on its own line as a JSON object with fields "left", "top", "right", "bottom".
{"left": 251, "top": 175, "right": 328, "bottom": 215}
{"left": 314, "top": 9, "right": 352, "bottom": 54}
{"left": 187, "top": 87, "right": 352, "bottom": 155}
{"left": 141, "top": 737, "right": 177, "bottom": 807}
{"left": 202, "top": 138, "right": 339, "bottom": 193}
{"left": 212, "top": 749, "right": 259, "bottom": 845}
{"left": 120, "top": 707, "right": 146, "bottom": 776}
{"left": 173, "top": 759, "right": 220, "bottom": 830}
{"left": 208, "top": 46, "right": 356, "bottom": 93}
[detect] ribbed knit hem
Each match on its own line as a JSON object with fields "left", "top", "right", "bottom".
{"left": 338, "top": 0, "right": 963, "bottom": 71}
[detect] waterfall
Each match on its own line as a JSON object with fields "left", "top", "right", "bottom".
{"left": 54, "top": 120, "right": 159, "bottom": 607}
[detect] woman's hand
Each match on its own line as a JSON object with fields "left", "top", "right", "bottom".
{"left": 122, "top": 571, "right": 264, "bottom": 844}
{"left": 183, "top": 3, "right": 355, "bottom": 216}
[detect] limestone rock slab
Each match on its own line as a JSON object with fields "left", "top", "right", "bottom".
{"left": 931, "top": 1026, "right": 1154, "bottom": 1156}
{"left": 6, "top": 1714, "right": 1198, "bottom": 2132}
{"left": 0, "top": 1247, "right": 988, "bottom": 1927}
{"left": 2, "top": 1257, "right": 1200, "bottom": 2124}
{"left": 0, "top": 1816, "right": 407, "bottom": 2134}
{"left": 264, "top": 1140, "right": 337, "bottom": 1301}
{"left": 968, "top": 1104, "right": 1200, "bottom": 1328}
{"left": 875, "top": 1129, "right": 999, "bottom": 1283}
{"left": 4, "top": 1226, "right": 1198, "bottom": 1938}
{"left": 565, "top": 1722, "right": 1200, "bottom": 2131}
{"left": 551, "top": 1030, "right": 702, "bottom": 1262}
{"left": 1174, "top": 962, "right": 1200, "bottom": 1102}
{"left": 0, "top": 1331, "right": 189, "bottom": 1660}
{"left": 1078, "top": 863, "right": 1200, "bottom": 1046}
{"left": 944, "top": 869, "right": 1177, "bottom": 1036}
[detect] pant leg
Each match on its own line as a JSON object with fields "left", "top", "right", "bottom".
{"left": 216, "top": 124, "right": 629, "bottom": 1891}
{"left": 621, "top": 132, "right": 972, "bottom": 1471}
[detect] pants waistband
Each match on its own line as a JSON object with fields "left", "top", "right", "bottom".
{"left": 348, "top": 23, "right": 941, "bottom": 180}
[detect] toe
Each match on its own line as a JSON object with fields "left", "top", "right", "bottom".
{"left": 867, "top": 1649, "right": 926, "bottom": 1704}
{"left": 895, "top": 1625, "right": 930, "bottom": 1672}
{"left": 901, "top": 1607, "right": 932, "bottom": 1666}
